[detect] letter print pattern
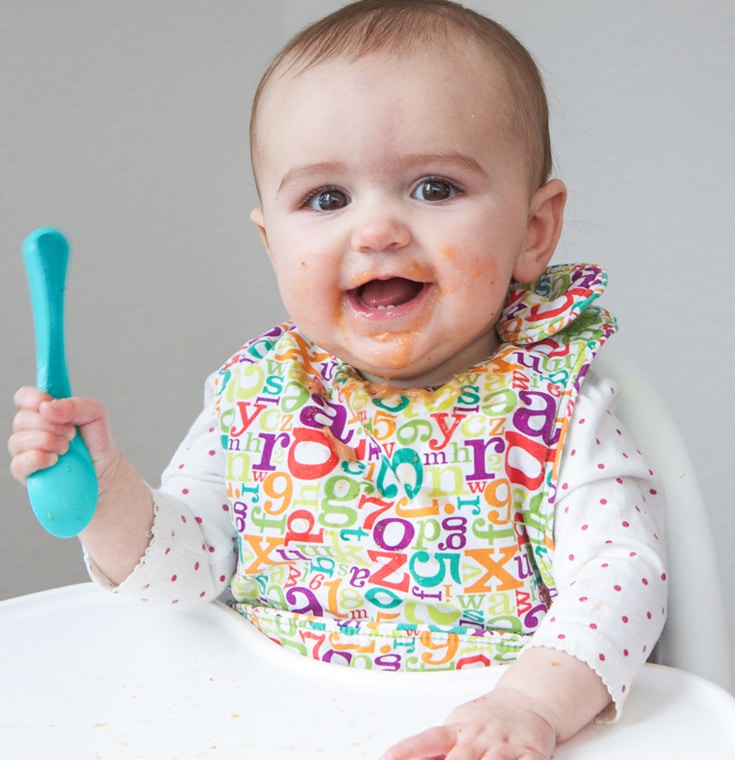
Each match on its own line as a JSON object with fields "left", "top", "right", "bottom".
{"left": 213, "top": 264, "right": 617, "bottom": 671}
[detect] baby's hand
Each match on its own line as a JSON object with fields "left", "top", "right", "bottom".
{"left": 380, "top": 648, "right": 610, "bottom": 760}
{"left": 379, "top": 687, "right": 557, "bottom": 760}
{"left": 10, "top": 385, "right": 155, "bottom": 582}
{"left": 8, "top": 386, "right": 119, "bottom": 496}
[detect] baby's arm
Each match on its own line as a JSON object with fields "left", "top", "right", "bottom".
{"left": 9, "top": 386, "right": 154, "bottom": 583}
{"left": 526, "top": 371, "right": 667, "bottom": 715}
{"left": 85, "top": 376, "right": 236, "bottom": 604}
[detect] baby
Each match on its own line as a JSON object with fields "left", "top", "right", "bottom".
{"left": 9, "top": 1, "right": 667, "bottom": 758}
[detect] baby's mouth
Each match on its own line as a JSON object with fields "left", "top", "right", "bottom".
{"left": 353, "top": 277, "right": 426, "bottom": 311}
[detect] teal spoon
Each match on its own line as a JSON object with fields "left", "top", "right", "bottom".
{"left": 22, "top": 228, "right": 98, "bottom": 538}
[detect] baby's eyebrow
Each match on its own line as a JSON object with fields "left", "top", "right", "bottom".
{"left": 278, "top": 162, "right": 348, "bottom": 194}
{"left": 396, "top": 152, "right": 485, "bottom": 176}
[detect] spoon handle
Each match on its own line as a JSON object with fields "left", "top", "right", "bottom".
{"left": 23, "top": 228, "right": 73, "bottom": 397}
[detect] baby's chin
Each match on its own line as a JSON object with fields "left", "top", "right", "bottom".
{"left": 292, "top": 321, "right": 452, "bottom": 387}
{"left": 347, "top": 330, "right": 500, "bottom": 389}
{"left": 346, "top": 343, "right": 432, "bottom": 386}
{"left": 353, "top": 356, "right": 453, "bottom": 390}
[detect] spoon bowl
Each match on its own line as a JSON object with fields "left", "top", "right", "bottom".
{"left": 26, "top": 434, "right": 98, "bottom": 538}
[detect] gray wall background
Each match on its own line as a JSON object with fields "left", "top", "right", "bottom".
{"left": 2, "top": 2, "right": 733, "bottom": 674}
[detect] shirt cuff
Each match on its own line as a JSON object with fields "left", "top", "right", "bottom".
{"left": 84, "top": 488, "right": 232, "bottom": 606}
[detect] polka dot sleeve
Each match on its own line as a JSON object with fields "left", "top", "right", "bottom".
{"left": 522, "top": 370, "right": 667, "bottom": 722}
{"left": 84, "top": 374, "right": 237, "bottom": 606}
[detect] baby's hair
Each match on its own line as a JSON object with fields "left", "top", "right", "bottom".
{"left": 249, "top": 0, "right": 552, "bottom": 192}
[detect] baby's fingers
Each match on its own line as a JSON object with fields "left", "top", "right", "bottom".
{"left": 12, "top": 405, "right": 76, "bottom": 442}
{"left": 14, "top": 387, "right": 90, "bottom": 430}
{"left": 9, "top": 395, "right": 76, "bottom": 483}
{"left": 12, "top": 387, "right": 76, "bottom": 443}
{"left": 13, "top": 385, "right": 53, "bottom": 412}
{"left": 379, "top": 725, "right": 454, "bottom": 759}
{"left": 8, "top": 445, "right": 65, "bottom": 484}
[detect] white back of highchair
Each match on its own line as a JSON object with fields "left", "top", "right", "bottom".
{"left": 593, "top": 345, "right": 732, "bottom": 692}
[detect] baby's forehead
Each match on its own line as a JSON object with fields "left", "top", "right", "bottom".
{"left": 259, "top": 43, "right": 513, "bottom": 121}
{"left": 250, "top": 41, "right": 541, "bottom": 192}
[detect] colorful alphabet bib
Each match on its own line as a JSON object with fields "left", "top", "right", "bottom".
{"left": 214, "top": 264, "right": 616, "bottom": 671}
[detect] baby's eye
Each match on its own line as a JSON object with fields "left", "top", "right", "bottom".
{"left": 304, "top": 188, "right": 349, "bottom": 211}
{"left": 412, "top": 178, "right": 458, "bottom": 202}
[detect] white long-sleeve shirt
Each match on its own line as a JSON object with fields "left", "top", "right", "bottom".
{"left": 86, "top": 369, "right": 666, "bottom": 718}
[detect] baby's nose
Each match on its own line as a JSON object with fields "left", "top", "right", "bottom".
{"left": 351, "top": 210, "right": 411, "bottom": 253}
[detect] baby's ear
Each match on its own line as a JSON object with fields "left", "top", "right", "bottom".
{"left": 249, "top": 207, "right": 271, "bottom": 256}
{"left": 513, "top": 179, "right": 567, "bottom": 283}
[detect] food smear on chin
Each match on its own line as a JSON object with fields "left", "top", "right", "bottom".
{"left": 369, "top": 330, "right": 417, "bottom": 368}
{"left": 357, "top": 277, "right": 423, "bottom": 309}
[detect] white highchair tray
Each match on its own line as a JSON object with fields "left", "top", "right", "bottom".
{"left": 1, "top": 584, "right": 733, "bottom": 758}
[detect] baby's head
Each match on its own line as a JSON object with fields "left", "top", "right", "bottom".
{"left": 249, "top": 0, "right": 566, "bottom": 388}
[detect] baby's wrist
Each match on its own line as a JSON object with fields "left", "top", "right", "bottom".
{"left": 496, "top": 647, "right": 611, "bottom": 741}
{"left": 488, "top": 685, "right": 560, "bottom": 740}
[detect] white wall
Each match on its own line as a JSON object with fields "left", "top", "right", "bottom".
{"left": 2, "top": 1, "right": 733, "bottom": 671}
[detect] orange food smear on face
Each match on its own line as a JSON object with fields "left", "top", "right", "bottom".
{"left": 370, "top": 331, "right": 416, "bottom": 368}
{"left": 407, "top": 259, "right": 427, "bottom": 280}
{"left": 334, "top": 298, "right": 350, "bottom": 347}
{"left": 350, "top": 270, "right": 378, "bottom": 288}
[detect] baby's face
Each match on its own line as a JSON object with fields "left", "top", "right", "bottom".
{"left": 251, "top": 49, "right": 554, "bottom": 387}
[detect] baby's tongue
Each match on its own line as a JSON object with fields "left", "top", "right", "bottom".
{"left": 358, "top": 278, "right": 422, "bottom": 309}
